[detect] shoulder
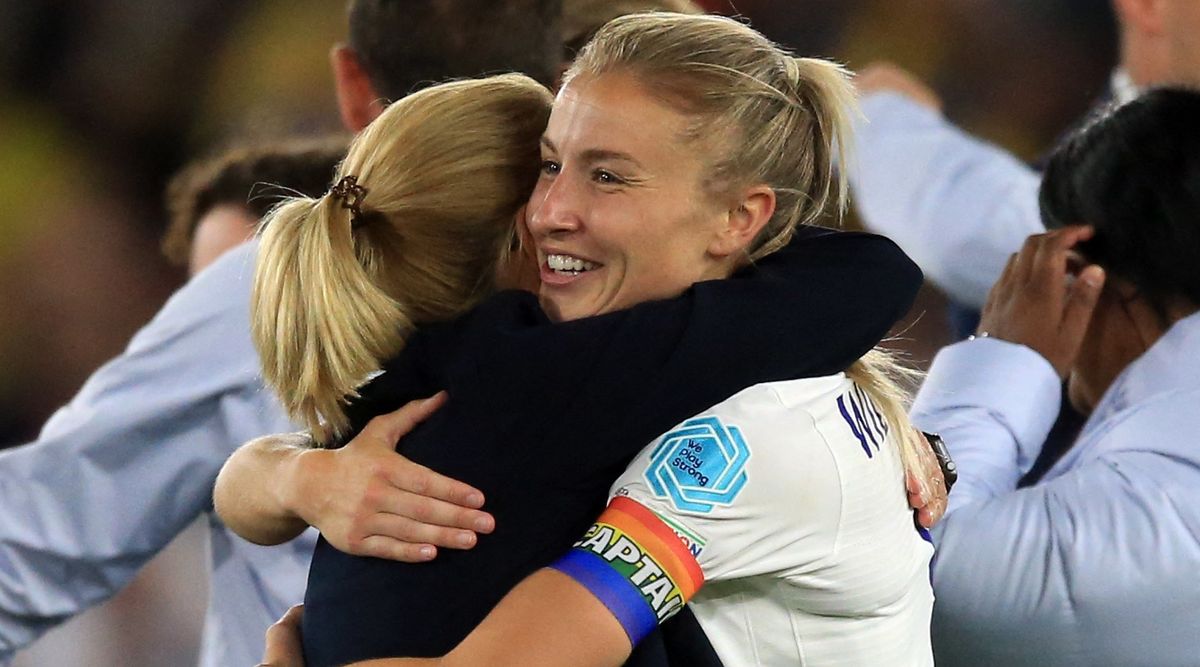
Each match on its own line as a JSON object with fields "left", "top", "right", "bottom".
{"left": 1093, "top": 386, "right": 1200, "bottom": 464}
{"left": 700, "top": 375, "right": 856, "bottom": 454}
{"left": 601, "top": 376, "right": 859, "bottom": 583}
{"left": 129, "top": 240, "right": 257, "bottom": 353}
{"left": 618, "top": 376, "right": 853, "bottom": 518}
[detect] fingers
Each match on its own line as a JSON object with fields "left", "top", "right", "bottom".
{"left": 1059, "top": 264, "right": 1106, "bottom": 350}
{"left": 1011, "top": 234, "right": 1040, "bottom": 286}
{"left": 1031, "top": 226, "right": 1094, "bottom": 288}
{"left": 979, "top": 252, "right": 1019, "bottom": 331}
{"left": 916, "top": 506, "right": 938, "bottom": 530}
{"left": 342, "top": 508, "right": 487, "bottom": 562}
{"left": 904, "top": 429, "right": 950, "bottom": 529}
{"left": 359, "top": 392, "right": 449, "bottom": 450}
{"left": 1012, "top": 226, "right": 1093, "bottom": 289}
{"left": 386, "top": 459, "right": 487, "bottom": 510}
{"left": 351, "top": 510, "right": 490, "bottom": 562}
{"left": 369, "top": 491, "right": 495, "bottom": 539}
{"left": 353, "top": 534, "right": 439, "bottom": 563}
{"left": 262, "top": 605, "right": 305, "bottom": 667}
{"left": 906, "top": 469, "right": 925, "bottom": 502}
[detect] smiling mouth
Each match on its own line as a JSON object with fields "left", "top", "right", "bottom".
{"left": 546, "top": 253, "right": 599, "bottom": 276}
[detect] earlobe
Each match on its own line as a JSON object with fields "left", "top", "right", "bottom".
{"left": 1113, "top": 0, "right": 1165, "bottom": 35}
{"left": 708, "top": 186, "right": 776, "bottom": 258}
{"left": 330, "top": 45, "right": 383, "bottom": 132}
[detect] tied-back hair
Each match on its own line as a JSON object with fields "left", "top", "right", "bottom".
{"left": 254, "top": 74, "right": 553, "bottom": 442}
{"left": 1040, "top": 87, "right": 1200, "bottom": 318}
{"left": 569, "top": 12, "right": 924, "bottom": 475}
{"left": 566, "top": 12, "right": 857, "bottom": 260}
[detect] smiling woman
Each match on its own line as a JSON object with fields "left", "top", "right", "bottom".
{"left": 531, "top": 71, "right": 742, "bottom": 321}
{"left": 216, "top": 12, "right": 933, "bottom": 667}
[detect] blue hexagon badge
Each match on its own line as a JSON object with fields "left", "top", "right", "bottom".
{"left": 644, "top": 416, "right": 750, "bottom": 514}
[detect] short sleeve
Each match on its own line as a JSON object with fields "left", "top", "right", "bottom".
{"left": 549, "top": 382, "right": 844, "bottom": 644}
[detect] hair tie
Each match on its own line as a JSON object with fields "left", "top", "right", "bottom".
{"left": 330, "top": 175, "right": 369, "bottom": 226}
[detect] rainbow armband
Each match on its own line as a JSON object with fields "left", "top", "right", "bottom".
{"left": 550, "top": 497, "right": 704, "bottom": 645}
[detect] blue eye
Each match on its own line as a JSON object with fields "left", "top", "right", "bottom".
{"left": 593, "top": 169, "right": 625, "bottom": 185}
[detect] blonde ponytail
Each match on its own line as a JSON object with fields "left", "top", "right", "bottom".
{"left": 253, "top": 196, "right": 412, "bottom": 442}
{"left": 783, "top": 57, "right": 857, "bottom": 216}
{"left": 252, "top": 74, "right": 553, "bottom": 442}
{"left": 844, "top": 348, "right": 925, "bottom": 487}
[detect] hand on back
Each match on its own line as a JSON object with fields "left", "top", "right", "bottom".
{"left": 290, "top": 392, "right": 496, "bottom": 562}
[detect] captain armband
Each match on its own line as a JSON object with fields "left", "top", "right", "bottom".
{"left": 549, "top": 497, "right": 704, "bottom": 645}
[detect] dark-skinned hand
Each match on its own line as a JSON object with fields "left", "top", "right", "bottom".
{"left": 977, "top": 226, "right": 1106, "bottom": 377}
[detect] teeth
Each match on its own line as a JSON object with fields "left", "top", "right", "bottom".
{"left": 547, "top": 254, "right": 598, "bottom": 273}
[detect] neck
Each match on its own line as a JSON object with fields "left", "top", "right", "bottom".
{"left": 1121, "top": 31, "right": 1172, "bottom": 87}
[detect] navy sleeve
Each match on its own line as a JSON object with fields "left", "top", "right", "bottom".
{"left": 300, "top": 229, "right": 921, "bottom": 666}
{"left": 531, "top": 228, "right": 922, "bottom": 475}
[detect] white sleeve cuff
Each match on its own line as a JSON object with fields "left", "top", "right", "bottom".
{"left": 912, "top": 338, "right": 1063, "bottom": 472}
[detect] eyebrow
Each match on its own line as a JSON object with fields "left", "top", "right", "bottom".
{"left": 540, "top": 136, "right": 644, "bottom": 170}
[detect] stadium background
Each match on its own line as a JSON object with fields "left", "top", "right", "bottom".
{"left": 0, "top": 0, "right": 1113, "bottom": 664}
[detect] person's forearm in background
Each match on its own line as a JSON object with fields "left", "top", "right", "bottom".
{"left": 850, "top": 63, "right": 1045, "bottom": 308}
{"left": 0, "top": 242, "right": 290, "bottom": 661}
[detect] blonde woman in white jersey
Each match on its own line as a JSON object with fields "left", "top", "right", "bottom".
{"left": 264, "top": 12, "right": 934, "bottom": 667}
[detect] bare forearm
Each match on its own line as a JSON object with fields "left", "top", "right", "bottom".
{"left": 348, "top": 660, "right": 439, "bottom": 666}
{"left": 343, "top": 570, "right": 629, "bottom": 667}
{"left": 214, "top": 432, "right": 317, "bottom": 544}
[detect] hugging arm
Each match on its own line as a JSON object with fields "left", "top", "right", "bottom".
{"left": 215, "top": 391, "right": 495, "bottom": 562}
{"left": 0, "top": 243, "right": 287, "bottom": 659}
{"left": 339, "top": 571, "right": 632, "bottom": 667}
{"left": 260, "top": 575, "right": 629, "bottom": 667}
{"left": 328, "top": 400, "right": 836, "bottom": 667}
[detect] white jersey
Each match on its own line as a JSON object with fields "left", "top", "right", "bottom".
{"left": 553, "top": 375, "right": 934, "bottom": 666}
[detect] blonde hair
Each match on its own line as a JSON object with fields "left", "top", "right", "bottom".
{"left": 566, "top": 12, "right": 856, "bottom": 260}
{"left": 568, "top": 13, "right": 925, "bottom": 474}
{"left": 253, "top": 74, "right": 553, "bottom": 441}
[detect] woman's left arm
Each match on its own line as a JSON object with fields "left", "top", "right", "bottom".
{"left": 260, "top": 574, "right": 630, "bottom": 667}
{"left": 283, "top": 391, "right": 846, "bottom": 667}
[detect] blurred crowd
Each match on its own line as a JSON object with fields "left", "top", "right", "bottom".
{"left": 0, "top": 0, "right": 1119, "bottom": 664}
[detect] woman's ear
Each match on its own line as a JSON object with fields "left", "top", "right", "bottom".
{"left": 1112, "top": 0, "right": 1166, "bottom": 38}
{"left": 708, "top": 185, "right": 776, "bottom": 258}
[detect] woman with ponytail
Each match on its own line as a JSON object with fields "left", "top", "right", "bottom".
{"left": 227, "top": 13, "right": 935, "bottom": 667}
{"left": 253, "top": 74, "right": 550, "bottom": 442}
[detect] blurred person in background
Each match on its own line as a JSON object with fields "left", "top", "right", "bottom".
{"left": 162, "top": 137, "right": 348, "bottom": 276}
{"left": 561, "top": 0, "right": 701, "bottom": 66}
{"left": 848, "top": 0, "right": 1200, "bottom": 482}
{"left": 910, "top": 88, "right": 1200, "bottom": 666}
{"left": 849, "top": 0, "right": 1200, "bottom": 314}
{"left": 0, "top": 2, "right": 561, "bottom": 666}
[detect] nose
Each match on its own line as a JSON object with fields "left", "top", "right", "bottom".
{"left": 527, "top": 170, "right": 582, "bottom": 238}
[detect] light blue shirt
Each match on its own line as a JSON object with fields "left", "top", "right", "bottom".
{"left": 911, "top": 311, "right": 1200, "bottom": 665}
{"left": 0, "top": 241, "right": 316, "bottom": 667}
{"left": 849, "top": 91, "right": 1044, "bottom": 308}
